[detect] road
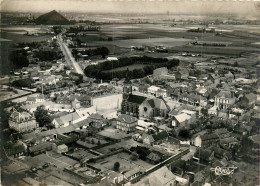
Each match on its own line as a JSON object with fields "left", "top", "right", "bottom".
{"left": 57, "top": 34, "right": 84, "bottom": 75}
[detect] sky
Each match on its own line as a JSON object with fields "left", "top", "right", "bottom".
{"left": 1, "top": 0, "right": 260, "bottom": 16}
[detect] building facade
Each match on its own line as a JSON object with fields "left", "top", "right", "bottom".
{"left": 215, "top": 90, "right": 235, "bottom": 109}
{"left": 9, "top": 109, "right": 38, "bottom": 132}
{"left": 116, "top": 114, "right": 138, "bottom": 133}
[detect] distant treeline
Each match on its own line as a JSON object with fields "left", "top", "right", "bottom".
{"left": 67, "top": 25, "right": 101, "bottom": 33}
{"left": 84, "top": 56, "right": 179, "bottom": 80}
{"left": 14, "top": 42, "right": 42, "bottom": 49}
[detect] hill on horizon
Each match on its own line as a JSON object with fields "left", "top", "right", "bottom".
{"left": 35, "top": 10, "right": 70, "bottom": 25}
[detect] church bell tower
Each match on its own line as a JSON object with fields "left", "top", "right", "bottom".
{"left": 123, "top": 67, "right": 132, "bottom": 99}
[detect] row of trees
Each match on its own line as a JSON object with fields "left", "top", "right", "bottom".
{"left": 84, "top": 56, "right": 179, "bottom": 80}
{"left": 14, "top": 42, "right": 42, "bottom": 49}
{"left": 72, "top": 47, "right": 109, "bottom": 59}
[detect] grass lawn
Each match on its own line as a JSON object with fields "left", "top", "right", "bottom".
{"left": 103, "top": 64, "right": 150, "bottom": 73}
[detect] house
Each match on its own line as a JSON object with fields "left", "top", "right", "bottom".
{"left": 21, "top": 101, "right": 54, "bottom": 113}
{"left": 4, "top": 141, "right": 26, "bottom": 158}
{"left": 26, "top": 94, "right": 45, "bottom": 104}
{"left": 116, "top": 114, "right": 138, "bottom": 133}
{"left": 88, "top": 113, "right": 104, "bottom": 124}
{"left": 249, "top": 134, "right": 260, "bottom": 151}
{"left": 143, "top": 131, "right": 168, "bottom": 146}
{"left": 136, "top": 120, "right": 155, "bottom": 132}
{"left": 193, "top": 133, "right": 219, "bottom": 148}
{"left": 148, "top": 86, "right": 161, "bottom": 96}
{"left": 214, "top": 89, "right": 235, "bottom": 109}
{"left": 214, "top": 128, "right": 230, "bottom": 138}
{"left": 171, "top": 113, "right": 192, "bottom": 128}
{"left": 171, "top": 109, "right": 196, "bottom": 128}
{"left": 52, "top": 112, "right": 82, "bottom": 128}
{"left": 196, "top": 86, "right": 208, "bottom": 96}
{"left": 148, "top": 166, "right": 177, "bottom": 186}
{"left": 107, "top": 56, "right": 118, "bottom": 61}
{"left": 153, "top": 67, "right": 168, "bottom": 78}
{"left": 123, "top": 168, "right": 142, "bottom": 182}
{"left": 180, "top": 110, "right": 196, "bottom": 121}
{"left": 211, "top": 147, "right": 232, "bottom": 160}
{"left": 239, "top": 93, "right": 257, "bottom": 108}
{"left": 132, "top": 83, "right": 140, "bottom": 92}
{"left": 9, "top": 109, "right": 38, "bottom": 132}
{"left": 193, "top": 148, "right": 214, "bottom": 164}
{"left": 179, "top": 92, "right": 206, "bottom": 107}
{"left": 29, "top": 142, "right": 53, "bottom": 156}
{"left": 208, "top": 106, "right": 218, "bottom": 116}
{"left": 224, "top": 71, "right": 235, "bottom": 82}
{"left": 208, "top": 74, "right": 220, "bottom": 84}
{"left": 107, "top": 171, "right": 124, "bottom": 184}
{"left": 138, "top": 84, "right": 150, "bottom": 93}
{"left": 220, "top": 137, "right": 239, "bottom": 148}
{"left": 175, "top": 69, "right": 189, "bottom": 80}
{"left": 55, "top": 144, "right": 69, "bottom": 154}
{"left": 71, "top": 98, "right": 81, "bottom": 109}
{"left": 168, "top": 104, "right": 195, "bottom": 118}
{"left": 157, "top": 88, "right": 167, "bottom": 98}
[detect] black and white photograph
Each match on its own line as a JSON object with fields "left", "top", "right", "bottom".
{"left": 0, "top": 0, "right": 259, "bottom": 185}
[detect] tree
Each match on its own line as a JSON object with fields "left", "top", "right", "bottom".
{"left": 9, "top": 50, "right": 29, "bottom": 68}
{"left": 201, "top": 108, "right": 208, "bottom": 116}
{"left": 178, "top": 129, "right": 190, "bottom": 139}
{"left": 99, "top": 47, "right": 110, "bottom": 58}
{"left": 113, "top": 162, "right": 120, "bottom": 171}
{"left": 130, "top": 156, "right": 138, "bottom": 161}
{"left": 75, "top": 74, "right": 83, "bottom": 85}
{"left": 34, "top": 105, "right": 51, "bottom": 127}
{"left": 234, "top": 61, "right": 239, "bottom": 67}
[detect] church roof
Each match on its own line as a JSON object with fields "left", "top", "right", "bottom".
{"left": 127, "top": 94, "right": 146, "bottom": 104}
{"left": 147, "top": 97, "right": 169, "bottom": 110}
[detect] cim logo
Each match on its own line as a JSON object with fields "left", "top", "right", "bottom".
{"left": 210, "top": 166, "right": 237, "bottom": 176}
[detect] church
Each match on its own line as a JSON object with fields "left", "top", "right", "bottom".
{"left": 121, "top": 68, "right": 170, "bottom": 119}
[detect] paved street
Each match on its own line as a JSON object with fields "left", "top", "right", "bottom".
{"left": 57, "top": 34, "right": 84, "bottom": 75}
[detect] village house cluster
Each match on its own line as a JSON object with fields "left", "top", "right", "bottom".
{"left": 1, "top": 21, "right": 259, "bottom": 186}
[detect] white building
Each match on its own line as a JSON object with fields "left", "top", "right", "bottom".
{"left": 9, "top": 109, "right": 38, "bottom": 132}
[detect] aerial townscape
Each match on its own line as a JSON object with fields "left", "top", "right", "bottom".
{"left": 0, "top": 1, "right": 260, "bottom": 185}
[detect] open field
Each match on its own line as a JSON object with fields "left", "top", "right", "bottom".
{"left": 0, "top": 86, "right": 32, "bottom": 102}
{"left": 0, "top": 27, "right": 52, "bottom": 75}
{"left": 1, "top": 31, "right": 52, "bottom": 43}
{"left": 22, "top": 151, "right": 79, "bottom": 170}
{"left": 93, "top": 93, "right": 122, "bottom": 111}
{"left": 97, "top": 37, "right": 192, "bottom": 48}
{"left": 92, "top": 93, "right": 122, "bottom": 119}
{"left": 98, "top": 127, "right": 131, "bottom": 140}
{"left": 169, "top": 45, "right": 260, "bottom": 56}
{"left": 86, "top": 24, "right": 260, "bottom": 58}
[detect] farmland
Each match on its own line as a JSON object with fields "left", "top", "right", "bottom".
{"left": 0, "top": 26, "right": 53, "bottom": 75}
